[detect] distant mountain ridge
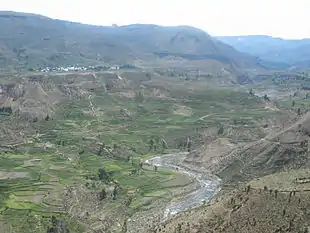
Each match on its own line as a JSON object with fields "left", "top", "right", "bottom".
{"left": 0, "top": 11, "right": 264, "bottom": 71}
{"left": 217, "top": 35, "right": 310, "bottom": 68}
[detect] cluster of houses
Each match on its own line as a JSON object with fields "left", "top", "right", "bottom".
{"left": 39, "top": 65, "right": 120, "bottom": 73}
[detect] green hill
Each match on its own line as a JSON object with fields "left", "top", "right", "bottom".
{"left": 0, "top": 11, "right": 263, "bottom": 71}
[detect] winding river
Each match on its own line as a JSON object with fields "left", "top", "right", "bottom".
{"left": 145, "top": 152, "right": 220, "bottom": 219}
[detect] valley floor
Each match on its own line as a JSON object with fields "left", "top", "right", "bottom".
{"left": 1, "top": 70, "right": 310, "bottom": 232}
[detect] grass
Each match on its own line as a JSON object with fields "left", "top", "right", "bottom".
{"left": 5, "top": 197, "right": 41, "bottom": 210}
{"left": 46, "top": 87, "right": 274, "bottom": 152}
{"left": 0, "top": 71, "right": 292, "bottom": 232}
{"left": 0, "top": 151, "right": 190, "bottom": 232}
{"left": 0, "top": 153, "right": 85, "bottom": 232}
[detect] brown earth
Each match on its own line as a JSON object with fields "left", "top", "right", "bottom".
{"left": 186, "top": 110, "right": 310, "bottom": 184}
{"left": 146, "top": 183, "right": 310, "bottom": 233}
{"left": 145, "top": 101, "right": 310, "bottom": 233}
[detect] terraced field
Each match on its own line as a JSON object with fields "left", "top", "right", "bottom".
{"left": 0, "top": 71, "right": 297, "bottom": 232}
{"left": 0, "top": 151, "right": 195, "bottom": 232}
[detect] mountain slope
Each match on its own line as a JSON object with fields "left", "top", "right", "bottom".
{"left": 0, "top": 11, "right": 262, "bottom": 71}
{"left": 185, "top": 109, "right": 310, "bottom": 184}
{"left": 217, "top": 35, "right": 310, "bottom": 67}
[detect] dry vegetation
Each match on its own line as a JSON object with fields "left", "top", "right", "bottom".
{"left": 145, "top": 73, "right": 310, "bottom": 233}
{"left": 185, "top": 109, "right": 310, "bottom": 184}
{"left": 1, "top": 11, "right": 310, "bottom": 233}
{"left": 1, "top": 68, "right": 310, "bottom": 233}
{"left": 148, "top": 184, "right": 310, "bottom": 233}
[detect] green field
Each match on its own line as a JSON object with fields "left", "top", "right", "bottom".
{"left": 0, "top": 151, "right": 192, "bottom": 232}
{"left": 0, "top": 71, "right": 292, "bottom": 232}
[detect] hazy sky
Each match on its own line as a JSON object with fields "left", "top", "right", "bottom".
{"left": 1, "top": 0, "right": 310, "bottom": 39}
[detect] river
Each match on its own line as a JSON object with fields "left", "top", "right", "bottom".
{"left": 145, "top": 152, "right": 221, "bottom": 219}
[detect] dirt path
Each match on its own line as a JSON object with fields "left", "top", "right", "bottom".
{"left": 198, "top": 114, "right": 214, "bottom": 121}
{"left": 88, "top": 94, "right": 95, "bottom": 115}
{"left": 265, "top": 111, "right": 310, "bottom": 141}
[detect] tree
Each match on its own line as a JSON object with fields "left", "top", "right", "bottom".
{"left": 78, "top": 148, "right": 85, "bottom": 155}
{"left": 38, "top": 172, "right": 42, "bottom": 181}
{"left": 218, "top": 124, "right": 224, "bottom": 135}
{"left": 298, "top": 108, "right": 301, "bottom": 116}
{"left": 263, "top": 94, "right": 270, "bottom": 101}
{"left": 135, "top": 91, "right": 144, "bottom": 103}
{"left": 45, "top": 115, "right": 50, "bottom": 121}
{"left": 246, "top": 185, "right": 251, "bottom": 194}
{"left": 176, "top": 223, "right": 182, "bottom": 233}
{"left": 183, "top": 140, "right": 187, "bottom": 151}
{"left": 187, "top": 140, "right": 192, "bottom": 152}
{"left": 56, "top": 139, "right": 65, "bottom": 146}
{"left": 154, "top": 136, "right": 160, "bottom": 145}
{"left": 121, "top": 219, "right": 128, "bottom": 233}
{"left": 249, "top": 89, "right": 254, "bottom": 95}
{"left": 139, "top": 159, "right": 143, "bottom": 169}
{"left": 47, "top": 216, "right": 69, "bottom": 233}
{"left": 112, "top": 186, "right": 118, "bottom": 200}
{"left": 149, "top": 139, "right": 154, "bottom": 151}
{"left": 99, "top": 188, "right": 107, "bottom": 200}
{"left": 98, "top": 168, "right": 109, "bottom": 181}
{"left": 161, "top": 139, "right": 168, "bottom": 150}
{"left": 146, "top": 72, "right": 152, "bottom": 80}
{"left": 178, "top": 140, "right": 184, "bottom": 151}
{"left": 97, "top": 142, "right": 106, "bottom": 156}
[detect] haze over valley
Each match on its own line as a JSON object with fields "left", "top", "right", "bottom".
{"left": 0, "top": 2, "right": 310, "bottom": 233}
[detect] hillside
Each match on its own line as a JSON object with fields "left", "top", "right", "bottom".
{"left": 0, "top": 69, "right": 294, "bottom": 233}
{"left": 0, "top": 11, "right": 263, "bottom": 72}
{"left": 2, "top": 10, "right": 310, "bottom": 233}
{"left": 185, "top": 95, "right": 310, "bottom": 184}
{"left": 144, "top": 85, "right": 310, "bottom": 233}
{"left": 217, "top": 35, "right": 310, "bottom": 68}
{"left": 147, "top": 182, "right": 310, "bottom": 233}
{"left": 0, "top": 62, "right": 309, "bottom": 233}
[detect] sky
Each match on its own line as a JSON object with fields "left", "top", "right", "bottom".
{"left": 1, "top": 0, "right": 310, "bottom": 39}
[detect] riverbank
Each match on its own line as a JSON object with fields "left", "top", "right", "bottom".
{"left": 145, "top": 152, "right": 221, "bottom": 219}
